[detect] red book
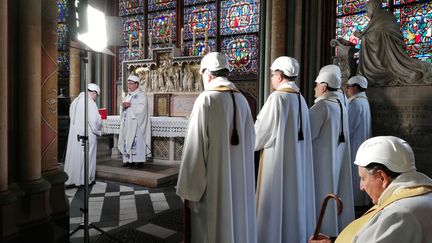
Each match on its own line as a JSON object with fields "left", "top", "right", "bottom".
{"left": 98, "top": 108, "right": 107, "bottom": 120}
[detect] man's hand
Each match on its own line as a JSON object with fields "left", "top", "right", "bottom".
{"left": 122, "top": 101, "right": 131, "bottom": 108}
{"left": 309, "top": 233, "right": 332, "bottom": 243}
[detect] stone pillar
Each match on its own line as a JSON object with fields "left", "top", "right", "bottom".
{"left": 41, "top": 0, "right": 58, "bottom": 172}
{"left": 0, "top": 0, "right": 8, "bottom": 194}
{"left": 270, "top": 0, "right": 287, "bottom": 63}
{"left": 15, "top": 0, "right": 51, "bottom": 241}
{"left": 0, "top": 1, "right": 18, "bottom": 241}
{"left": 70, "top": 40, "right": 81, "bottom": 100}
{"left": 41, "top": 1, "right": 69, "bottom": 241}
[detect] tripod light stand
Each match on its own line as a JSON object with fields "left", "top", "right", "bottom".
{"left": 68, "top": 3, "right": 120, "bottom": 243}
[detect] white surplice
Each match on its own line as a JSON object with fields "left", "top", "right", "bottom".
{"left": 254, "top": 82, "right": 316, "bottom": 243}
{"left": 118, "top": 88, "right": 151, "bottom": 163}
{"left": 348, "top": 92, "right": 372, "bottom": 206}
{"left": 64, "top": 92, "right": 102, "bottom": 186}
{"left": 176, "top": 77, "right": 257, "bottom": 243}
{"left": 309, "top": 91, "right": 355, "bottom": 236}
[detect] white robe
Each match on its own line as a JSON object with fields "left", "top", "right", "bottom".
{"left": 254, "top": 82, "right": 316, "bottom": 243}
{"left": 176, "top": 77, "right": 257, "bottom": 243}
{"left": 64, "top": 92, "right": 102, "bottom": 186}
{"left": 118, "top": 88, "right": 151, "bottom": 163}
{"left": 348, "top": 92, "right": 372, "bottom": 206}
{"left": 354, "top": 171, "right": 432, "bottom": 243}
{"left": 309, "top": 91, "right": 355, "bottom": 236}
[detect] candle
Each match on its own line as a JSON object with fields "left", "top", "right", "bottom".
{"left": 180, "top": 27, "right": 184, "bottom": 47}
{"left": 129, "top": 33, "right": 132, "bottom": 51}
{"left": 138, "top": 31, "right": 142, "bottom": 53}
{"left": 149, "top": 32, "right": 153, "bottom": 49}
{"left": 192, "top": 26, "right": 196, "bottom": 45}
{"left": 204, "top": 27, "right": 208, "bottom": 42}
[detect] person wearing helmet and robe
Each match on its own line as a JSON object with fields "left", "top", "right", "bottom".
{"left": 255, "top": 56, "right": 316, "bottom": 243}
{"left": 346, "top": 75, "right": 372, "bottom": 208}
{"left": 310, "top": 68, "right": 355, "bottom": 237}
{"left": 118, "top": 74, "right": 151, "bottom": 169}
{"left": 176, "top": 52, "right": 257, "bottom": 243}
{"left": 64, "top": 83, "right": 102, "bottom": 186}
{"left": 318, "top": 64, "right": 349, "bottom": 109}
{"left": 310, "top": 136, "right": 432, "bottom": 243}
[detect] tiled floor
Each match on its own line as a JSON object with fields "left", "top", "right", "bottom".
{"left": 67, "top": 180, "right": 184, "bottom": 242}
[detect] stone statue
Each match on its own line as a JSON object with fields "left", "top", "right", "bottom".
{"left": 136, "top": 67, "right": 150, "bottom": 92}
{"left": 331, "top": 38, "right": 359, "bottom": 81}
{"left": 354, "top": 0, "right": 432, "bottom": 86}
{"left": 195, "top": 70, "right": 204, "bottom": 91}
{"left": 182, "top": 66, "right": 189, "bottom": 92}
{"left": 186, "top": 67, "right": 195, "bottom": 92}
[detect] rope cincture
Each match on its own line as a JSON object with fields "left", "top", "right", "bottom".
{"left": 336, "top": 99, "right": 345, "bottom": 144}
{"left": 296, "top": 92, "right": 304, "bottom": 141}
{"left": 229, "top": 90, "right": 239, "bottom": 145}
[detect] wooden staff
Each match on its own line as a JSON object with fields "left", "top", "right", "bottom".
{"left": 312, "top": 194, "right": 343, "bottom": 240}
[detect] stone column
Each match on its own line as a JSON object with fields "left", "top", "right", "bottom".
{"left": 15, "top": 1, "right": 51, "bottom": 241}
{"left": 41, "top": 0, "right": 58, "bottom": 172}
{"left": 41, "top": 0, "right": 69, "bottom": 240}
{"left": 0, "top": 1, "right": 18, "bottom": 241}
{"left": 70, "top": 40, "right": 81, "bottom": 100}
{"left": 270, "top": 0, "right": 287, "bottom": 63}
{"left": 0, "top": 0, "right": 8, "bottom": 193}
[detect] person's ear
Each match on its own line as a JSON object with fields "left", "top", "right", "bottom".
{"left": 376, "top": 170, "right": 392, "bottom": 188}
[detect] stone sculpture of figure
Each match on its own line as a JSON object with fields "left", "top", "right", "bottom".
{"left": 186, "top": 67, "right": 195, "bottom": 92}
{"left": 354, "top": 0, "right": 432, "bottom": 86}
{"left": 173, "top": 65, "right": 181, "bottom": 92}
{"left": 195, "top": 70, "right": 204, "bottom": 91}
{"left": 182, "top": 65, "right": 189, "bottom": 91}
{"left": 157, "top": 62, "right": 165, "bottom": 91}
{"left": 152, "top": 69, "right": 160, "bottom": 92}
{"left": 136, "top": 67, "right": 150, "bottom": 92}
{"left": 331, "top": 38, "right": 359, "bottom": 81}
{"left": 164, "top": 60, "right": 176, "bottom": 92}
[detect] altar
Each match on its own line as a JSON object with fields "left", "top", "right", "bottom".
{"left": 102, "top": 115, "right": 189, "bottom": 165}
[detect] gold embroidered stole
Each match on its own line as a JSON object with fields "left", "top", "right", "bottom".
{"left": 336, "top": 186, "right": 432, "bottom": 243}
{"left": 277, "top": 87, "right": 299, "bottom": 94}
{"left": 207, "top": 85, "right": 240, "bottom": 93}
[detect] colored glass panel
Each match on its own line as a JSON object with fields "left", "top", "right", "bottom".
{"left": 57, "top": 0, "right": 68, "bottom": 22}
{"left": 57, "top": 23, "right": 69, "bottom": 51}
{"left": 394, "top": 0, "right": 423, "bottom": 4}
{"left": 184, "top": 0, "right": 215, "bottom": 6}
{"left": 336, "top": 0, "right": 388, "bottom": 16}
{"left": 184, "top": 3, "right": 216, "bottom": 40}
{"left": 148, "top": 0, "right": 176, "bottom": 12}
{"left": 221, "top": 34, "right": 259, "bottom": 75}
{"left": 336, "top": 13, "right": 369, "bottom": 49}
{"left": 185, "top": 39, "right": 216, "bottom": 56}
{"left": 119, "top": 0, "right": 144, "bottom": 16}
{"left": 122, "top": 15, "right": 145, "bottom": 46}
{"left": 57, "top": 51, "right": 70, "bottom": 78}
{"left": 220, "top": 0, "right": 260, "bottom": 35}
{"left": 395, "top": 2, "right": 432, "bottom": 61}
{"left": 148, "top": 10, "right": 177, "bottom": 44}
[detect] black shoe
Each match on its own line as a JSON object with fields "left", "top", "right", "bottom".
{"left": 121, "top": 163, "right": 131, "bottom": 168}
{"left": 135, "top": 163, "right": 143, "bottom": 169}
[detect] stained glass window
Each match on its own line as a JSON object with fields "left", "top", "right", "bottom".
{"left": 220, "top": 0, "right": 260, "bottom": 35}
{"left": 119, "top": 0, "right": 144, "bottom": 16}
{"left": 148, "top": 0, "right": 177, "bottom": 12}
{"left": 184, "top": 3, "right": 217, "bottom": 40}
{"left": 57, "top": 0, "right": 69, "bottom": 78}
{"left": 221, "top": 34, "right": 259, "bottom": 75}
{"left": 395, "top": 2, "right": 432, "bottom": 62}
{"left": 185, "top": 39, "right": 216, "bottom": 56}
{"left": 122, "top": 15, "right": 145, "bottom": 46}
{"left": 336, "top": 0, "right": 432, "bottom": 62}
{"left": 184, "top": 0, "right": 214, "bottom": 6}
{"left": 148, "top": 10, "right": 177, "bottom": 45}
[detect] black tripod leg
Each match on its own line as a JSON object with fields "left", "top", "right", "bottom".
{"left": 69, "top": 224, "right": 84, "bottom": 237}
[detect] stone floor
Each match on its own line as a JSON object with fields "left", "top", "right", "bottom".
{"left": 67, "top": 179, "right": 184, "bottom": 243}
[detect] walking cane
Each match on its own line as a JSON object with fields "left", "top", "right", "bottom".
{"left": 184, "top": 200, "right": 191, "bottom": 243}
{"left": 312, "top": 194, "right": 344, "bottom": 240}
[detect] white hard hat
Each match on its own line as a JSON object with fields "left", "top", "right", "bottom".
{"left": 319, "top": 64, "right": 341, "bottom": 78}
{"left": 87, "top": 83, "right": 100, "bottom": 95}
{"left": 315, "top": 71, "right": 342, "bottom": 89}
{"left": 348, "top": 75, "right": 368, "bottom": 89}
{"left": 354, "top": 136, "right": 416, "bottom": 173}
{"left": 270, "top": 56, "right": 299, "bottom": 77}
{"left": 199, "top": 52, "right": 231, "bottom": 74}
{"left": 128, "top": 74, "right": 140, "bottom": 83}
